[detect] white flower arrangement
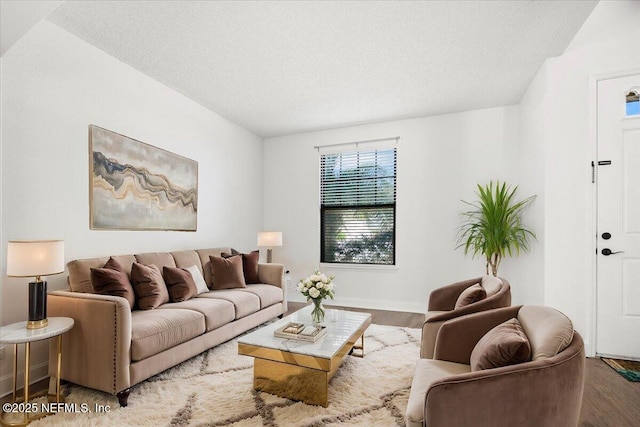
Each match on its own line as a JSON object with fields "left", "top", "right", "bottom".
{"left": 297, "top": 271, "right": 335, "bottom": 302}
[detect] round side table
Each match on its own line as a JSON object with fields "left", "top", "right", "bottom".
{"left": 0, "top": 317, "right": 74, "bottom": 427}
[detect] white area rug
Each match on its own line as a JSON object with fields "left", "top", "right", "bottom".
{"left": 31, "top": 324, "right": 420, "bottom": 426}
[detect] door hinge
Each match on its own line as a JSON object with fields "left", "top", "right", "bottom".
{"left": 591, "top": 161, "right": 595, "bottom": 183}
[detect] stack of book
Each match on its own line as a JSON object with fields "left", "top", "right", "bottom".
{"left": 274, "top": 322, "right": 327, "bottom": 342}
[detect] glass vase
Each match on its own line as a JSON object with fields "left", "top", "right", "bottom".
{"left": 311, "top": 298, "right": 325, "bottom": 324}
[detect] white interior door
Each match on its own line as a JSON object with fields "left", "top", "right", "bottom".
{"left": 596, "top": 74, "right": 640, "bottom": 360}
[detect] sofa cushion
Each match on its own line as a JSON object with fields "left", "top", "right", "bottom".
{"left": 130, "top": 263, "right": 170, "bottom": 309}
{"left": 170, "top": 250, "right": 202, "bottom": 271}
{"left": 185, "top": 265, "right": 209, "bottom": 295}
{"left": 406, "top": 359, "right": 471, "bottom": 427}
{"left": 195, "top": 248, "right": 233, "bottom": 288}
{"left": 68, "top": 255, "right": 136, "bottom": 293}
{"left": 130, "top": 308, "right": 205, "bottom": 361}
{"left": 134, "top": 252, "right": 176, "bottom": 270}
{"left": 480, "top": 275, "right": 503, "bottom": 297}
{"left": 222, "top": 250, "right": 260, "bottom": 284}
{"left": 210, "top": 255, "right": 246, "bottom": 290}
{"left": 198, "top": 290, "right": 260, "bottom": 319}
{"left": 163, "top": 266, "right": 197, "bottom": 302}
{"left": 517, "top": 305, "right": 574, "bottom": 360}
{"left": 238, "top": 284, "right": 283, "bottom": 309}
{"left": 470, "top": 318, "right": 531, "bottom": 371}
{"left": 454, "top": 284, "right": 486, "bottom": 309}
{"left": 160, "top": 298, "right": 235, "bottom": 331}
{"left": 90, "top": 257, "right": 136, "bottom": 309}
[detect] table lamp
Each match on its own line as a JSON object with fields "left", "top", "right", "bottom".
{"left": 7, "top": 240, "right": 65, "bottom": 329}
{"left": 257, "top": 232, "right": 282, "bottom": 263}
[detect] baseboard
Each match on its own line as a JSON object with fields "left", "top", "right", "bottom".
{"left": 0, "top": 361, "right": 49, "bottom": 399}
{"left": 287, "top": 295, "right": 426, "bottom": 315}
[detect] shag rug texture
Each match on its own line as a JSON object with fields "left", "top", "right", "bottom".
{"left": 30, "top": 324, "right": 420, "bottom": 426}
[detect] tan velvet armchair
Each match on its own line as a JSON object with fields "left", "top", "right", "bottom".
{"left": 406, "top": 305, "right": 585, "bottom": 427}
{"left": 421, "top": 276, "right": 511, "bottom": 358}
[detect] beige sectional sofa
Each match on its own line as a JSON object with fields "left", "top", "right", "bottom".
{"left": 47, "top": 247, "right": 286, "bottom": 406}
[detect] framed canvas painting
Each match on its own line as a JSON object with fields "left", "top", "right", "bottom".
{"left": 89, "top": 125, "right": 198, "bottom": 231}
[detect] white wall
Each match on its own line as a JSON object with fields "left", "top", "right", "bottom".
{"left": 0, "top": 21, "right": 263, "bottom": 394}
{"left": 518, "top": 0, "right": 640, "bottom": 354}
{"left": 264, "top": 105, "right": 538, "bottom": 313}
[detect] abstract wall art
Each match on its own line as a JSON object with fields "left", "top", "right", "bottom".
{"left": 89, "top": 125, "right": 198, "bottom": 231}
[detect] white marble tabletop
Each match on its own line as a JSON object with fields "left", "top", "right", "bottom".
{"left": 238, "top": 305, "right": 371, "bottom": 359}
{"left": 0, "top": 317, "right": 74, "bottom": 344}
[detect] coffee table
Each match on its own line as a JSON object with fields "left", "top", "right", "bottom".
{"left": 237, "top": 306, "right": 371, "bottom": 407}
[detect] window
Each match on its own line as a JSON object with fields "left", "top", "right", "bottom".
{"left": 626, "top": 89, "right": 639, "bottom": 117}
{"left": 320, "top": 147, "right": 397, "bottom": 265}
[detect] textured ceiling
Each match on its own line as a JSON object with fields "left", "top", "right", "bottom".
{"left": 1, "top": 0, "right": 63, "bottom": 56}
{"left": 46, "top": 1, "right": 598, "bottom": 138}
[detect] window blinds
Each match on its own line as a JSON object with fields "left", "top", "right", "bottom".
{"left": 320, "top": 148, "right": 396, "bottom": 265}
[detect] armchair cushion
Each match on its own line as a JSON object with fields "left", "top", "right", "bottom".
{"left": 406, "top": 359, "right": 470, "bottom": 427}
{"left": 454, "top": 284, "right": 486, "bottom": 309}
{"left": 470, "top": 318, "right": 531, "bottom": 371}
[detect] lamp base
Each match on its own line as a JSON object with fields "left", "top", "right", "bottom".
{"left": 266, "top": 248, "right": 273, "bottom": 263}
{"left": 27, "top": 280, "right": 48, "bottom": 329}
{"left": 27, "top": 319, "right": 49, "bottom": 329}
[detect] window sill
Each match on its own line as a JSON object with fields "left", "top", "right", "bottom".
{"left": 319, "top": 263, "right": 399, "bottom": 271}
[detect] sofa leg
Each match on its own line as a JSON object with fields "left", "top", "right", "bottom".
{"left": 117, "top": 389, "right": 130, "bottom": 407}
{"left": 278, "top": 314, "right": 284, "bottom": 319}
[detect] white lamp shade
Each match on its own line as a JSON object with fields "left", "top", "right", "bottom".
{"left": 257, "top": 231, "right": 283, "bottom": 247}
{"left": 7, "top": 240, "right": 65, "bottom": 278}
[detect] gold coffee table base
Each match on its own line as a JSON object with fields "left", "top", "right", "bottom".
{"left": 239, "top": 323, "right": 368, "bottom": 407}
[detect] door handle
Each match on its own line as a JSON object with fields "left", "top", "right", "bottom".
{"left": 601, "top": 248, "right": 624, "bottom": 256}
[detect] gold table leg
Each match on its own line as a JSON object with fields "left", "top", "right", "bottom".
{"left": 351, "top": 334, "right": 365, "bottom": 358}
{"left": 1, "top": 337, "right": 65, "bottom": 427}
{"left": 254, "top": 358, "right": 330, "bottom": 407}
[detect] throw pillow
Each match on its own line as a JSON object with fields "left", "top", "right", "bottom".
{"left": 130, "top": 263, "right": 170, "bottom": 310}
{"left": 221, "top": 250, "right": 260, "bottom": 284}
{"left": 90, "top": 257, "right": 136, "bottom": 309}
{"left": 470, "top": 318, "right": 532, "bottom": 371}
{"left": 163, "top": 266, "right": 197, "bottom": 302}
{"left": 454, "top": 283, "right": 487, "bottom": 309}
{"left": 185, "top": 265, "right": 209, "bottom": 294}
{"left": 209, "top": 255, "right": 246, "bottom": 290}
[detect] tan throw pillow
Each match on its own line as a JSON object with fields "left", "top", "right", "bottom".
{"left": 185, "top": 265, "right": 209, "bottom": 294}
{"left": 209, "top": 255, "right": 246, "bottom": 290}
{"left": 454, "top": 283, "right": 487, "bottom": 309}
{"left": 130, "top": 263, "right": 170, "bottom": 310}
{"left": 222, "top": 250, "right": 260, "bottom": 284}
{"left": 470, "top": 318, "right": 532, "bottom": 371}
{"left": 163, "top": 266, "right": 197, "bottom": 302}
{"left": 90, "top": 257, "right": 135, "bottom": 309}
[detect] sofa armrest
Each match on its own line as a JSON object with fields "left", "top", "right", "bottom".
{"left": 258, "top": 263, "right": 286, "bottom": 312}
{"left": 47, "top": 290, "right": 132, "bottom": 395}
{"left": 428, "top": 277, "right": 481, "bottom": 311}
{"left": 433, "top": 306, "right": 522, "bottom": 364}
{"left": 258, "top": 263, "right": 284, "bottom": 288}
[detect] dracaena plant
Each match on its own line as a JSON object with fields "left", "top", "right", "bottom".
{"left": 456, "top": 181, "right": 536, "bottom": 276}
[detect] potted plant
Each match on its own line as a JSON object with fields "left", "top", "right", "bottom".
{"left": 456, "top": 181, "right": 536, "bottom": 276}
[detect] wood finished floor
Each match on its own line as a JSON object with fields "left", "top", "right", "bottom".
{"left": 288, "top": 302, "right": 640, "bottom": 427}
